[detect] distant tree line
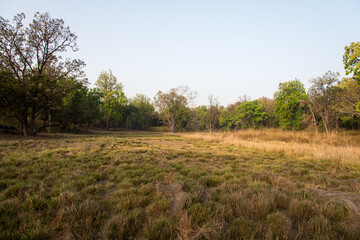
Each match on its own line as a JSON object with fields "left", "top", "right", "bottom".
{"left": 1, "top": 13, "right": 360, "bottom": 135}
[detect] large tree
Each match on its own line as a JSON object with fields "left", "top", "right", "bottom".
{"left": 127, "top": 94, "right": 155, "bottom": 130}
{"left": 219, "top": 105, "right": 237, "bottom": 130}
{"left": 308, "top": 71, "right": 340, "bottom": 133}
{"left": 96, "top": 70, "right": 125, "bottom": 129}
{"left": 274, "top": 79, "right": 307, "bottom": 130}
{"left": 154, "top": 86, "right": 196, "bottom": 132}
{"left": 235, "top": 100, "right": 269, "bottom": 129}
{"left": 343, "top": 42, "right": 360, "bottom": 84}
{"left": 0, "top": 12, "right": 85, "bottom": 135}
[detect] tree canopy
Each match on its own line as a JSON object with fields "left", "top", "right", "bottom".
{"left": 154, "top": 86, "right": 196, "bottom": 132}
{"left": 308, "top": 71, "right": 340, "bottom": 133}
{"left": 0, "top": 12, "right": 85, "bottom": 135}
{"left": 96, "top": 70, "right": 125, "bottom": 129}
{"left": 274, "top": 79, "right": 307, "bottom": 130}
{"left": 343, "top": 42, "right": 360, "bottom": 83}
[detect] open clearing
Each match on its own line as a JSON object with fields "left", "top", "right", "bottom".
{"left": 1, "top": 131, "right": 360, "bottom": 239}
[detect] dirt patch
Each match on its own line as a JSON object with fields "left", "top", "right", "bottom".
{"left": 309, "top": 188, "right": 360, "bottom": 217}
{"left": 156, "top": 182, "right": 191, "bottom": 216}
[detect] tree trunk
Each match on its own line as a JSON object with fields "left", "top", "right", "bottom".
{"left": 20, "top": 121, "right": 23, "bottom": 135}
{"left": 29, "top": 118, "right": 35, "bottom": 135}
{"left": 21, "top": 109, "right": 29, "bottom": 136}
{"left": 335, "top": 118, "right": 339, "bottom": 133}
{"left": 308, "top": 104, "right": 318, "bottom": 132}
{"left": 27, "top": 107, "right": 36, "bottom": 135}
{"left": 170, "top": 123, "right": 175, "bottom": 133}
{"left": 48, "top": 113, "right": 52, "bottom": 133}
{"left": 322, "top": 115, "right": 329, "bottom": 134}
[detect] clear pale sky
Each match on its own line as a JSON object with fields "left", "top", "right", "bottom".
{"left": 1, "top": 0, "right": 359, "bottom": 106}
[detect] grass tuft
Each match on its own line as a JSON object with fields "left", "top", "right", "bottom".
{"left": 146, "top": 217, "right": 175, "bottom": 240}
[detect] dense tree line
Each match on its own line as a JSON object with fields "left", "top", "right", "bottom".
{"left": 1, "top": 13, "right": 360, "bottom": 135}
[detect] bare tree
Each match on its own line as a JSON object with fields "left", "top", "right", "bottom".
{"left": 308, "top": 71, "right": 340, "bottom": 133}
{"left": 207, "top": 94, "right": 219, "bottom": 133}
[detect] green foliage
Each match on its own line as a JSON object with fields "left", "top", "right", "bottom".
{"left": 0, "top": 13, "right": 85, "bottom": 135}
{"left": 258, "top": 97, "right": 276, "bottom": 127}
{"left": 57, "top": 84, "right": 103, "bottom": 130}
{"left": 207, "top": 94, "right": 220, "bottom": 132}
{"left": 219, "top": 100, "right": 269, "bottom": 130}
{"left": 343, "top": 42, "right": 360, "bottom": 83}
{"left": 235, "top": 100, "right": 269, "bottom": 129}
{"left": 335, "top": 78, "right": 360, "bottom": 119}
{"left": 219, "top": 107, "right": 237, "bottom": 130}
{"left": 61, "top": 81, "right": 89, "bottom": 129}
{"left": 86, "top": 88, "right": 103, "bottom": 126}
{"left": 195, "top": 105, "right": 208, "bottom": 131}
{"left": 274, "top": 79, "right": 308, "bottom": 130}
{"left": 96, "top": 70, "right": 126, "bottom": 129}
{"left": 127, "top": 94, "right": 156, "bottom": 130}
{"left": 154, "top": 86, "right": 196, "bottom": 132}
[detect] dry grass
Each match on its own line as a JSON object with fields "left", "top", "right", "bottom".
{"left": 183, "top": 129, "right": 360, "bottom": 165}
{"left": 1, "top": 131, "right": 360, "bottom": 239}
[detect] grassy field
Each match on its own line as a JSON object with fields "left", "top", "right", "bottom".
{"left": 1, "top": 131, "right": 360, "bottom": 239}
{"left": 184, "top": 129, "right": 360, "bottom": 165}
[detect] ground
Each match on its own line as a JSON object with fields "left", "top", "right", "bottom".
{"left": 0, "top": 131, "right": 360, "bottom": 239}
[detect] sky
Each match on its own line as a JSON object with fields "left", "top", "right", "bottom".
{"left": 1, "top": 0, "right": 359, "bottom": 106}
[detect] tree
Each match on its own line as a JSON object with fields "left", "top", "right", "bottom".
{"left": 59, "top": 83, "right": 103, "bottom": 131}
{"left": 274, "top": 79, "right": 307, "bottom": 130}
{"left": 0, "top": 12, "right": 85, "bottom": 135}
{"left": 335, "top": 79, "right": 360, "bottom": 118}
{"left": 258, "top": 97, "right": 275, "bottom": 127}
{"left": 219, "top": 106, "right": 237, "bottom": 130}
{"left": 194, "top": 105, "right": 208, "bottom": 131}
{"left": 85, "top": 88, "right": 103, "bottom": 129}
{"left": 343, "top": 42, "right": 360, "bottom": 83}
{"left": 60, "top": 81, "right": 88, "bottom": 130}
{"left": 96, "top": 70, "right": 125, "bottom": 129}
{"left": 308, "top": 71, "right": 340, "bottom": 133}
{"left": 207, "top": 94, "right": 219, "bottom": 133}
{"left": 154, "top": 86, "right": 196, "bottom": 132}
{"left": 128, "top": 94, "right": 155, "bottom": 130}
{"left": 235, "top": 100, "right": 269, "bottom": 129}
